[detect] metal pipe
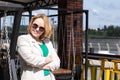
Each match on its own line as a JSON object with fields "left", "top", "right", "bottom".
{"left": 84, "top": 10, "right": 89, "bottom": 80}
{"left": 10, "top": 9, "right": 23, "bottom": 59}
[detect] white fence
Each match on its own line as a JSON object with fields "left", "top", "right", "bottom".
{"left": 83, "top": 39, "right": 120, "bottom": 55}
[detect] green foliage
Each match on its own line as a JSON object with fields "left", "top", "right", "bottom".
{"left": 86, "top": 25, "right": 120, "bottom": 39}
{"left": 19, "top": 25, "right": 27, "bottom": 32}
{"left": 6, "top": 25, "right": 27, "bottom": 32}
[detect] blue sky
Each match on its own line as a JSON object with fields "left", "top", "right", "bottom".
{"left": 83, "top": 0, "right": 120, "bottom": 29}
{"left": 32, "top": 6, "right": 58, "bottom": 25}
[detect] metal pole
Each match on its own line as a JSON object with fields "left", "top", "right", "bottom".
{"left": 84, "top": 10, "right": 89, "bottom": 80}
{"left": 28, "top": 7, "right": 32, "bottom": 22}
{"left": 10, "top": 10, "right": 23, "bottom": 59}
{"left": 0, "top": 17, "right": 1, "bottom": 31}
{"left": 9, "top": 9, "right": 23, "bottom": 80}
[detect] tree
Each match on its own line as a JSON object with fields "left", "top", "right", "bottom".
{"left": 106, "top": 25, "right": 114, "bottom": 36}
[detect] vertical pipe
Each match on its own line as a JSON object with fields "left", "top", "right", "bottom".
{"left": 68, "top": 32, "right": 71, "bottom": 69}
{"left": 71, "top": 25, "right": 76, "bottom": 80}
{"left": 85, "top": 10, "right": 89, "bottom": 80}
{"left": 9, "top": 9, "right": 23, "bottom": 80}
{"left": 28, "top": 8, "right": 32, "bottom": 22}
{"left": 10, "top": 10, "right": 23, "bottom": 59}
{"left": 0, "top": 17, "right": 1, "bottom": 31}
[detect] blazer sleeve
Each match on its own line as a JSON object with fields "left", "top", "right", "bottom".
{"left": 16, "top": 35, "right": 46, "bottom": 68}
{"left": 46, "top": 41, "right": 60, "bottom": 71}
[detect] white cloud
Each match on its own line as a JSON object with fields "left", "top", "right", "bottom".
{"left": 92, "top": 9, "right": 99, "bottom": 15}
{"left": 83, "top": 0, "right": 120, "bottom": 29}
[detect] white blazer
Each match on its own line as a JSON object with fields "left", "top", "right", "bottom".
{"left": 16, "top": 34, "right": 60, "bottom": 80}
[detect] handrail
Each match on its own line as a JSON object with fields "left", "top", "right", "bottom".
{"left": 82, "top": 52, "right": 120, "bottom": 60}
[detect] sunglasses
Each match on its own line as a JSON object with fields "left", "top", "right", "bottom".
{"left": 32, "top": 23, "right": 45, "bottom": 32}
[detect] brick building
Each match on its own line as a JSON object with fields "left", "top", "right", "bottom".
{"left": 58, "top": 0, "right": 83, "bottom": 69}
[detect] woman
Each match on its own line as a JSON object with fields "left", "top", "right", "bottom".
{"left": 16, "top": 14, "right": 60, "bottom": 80}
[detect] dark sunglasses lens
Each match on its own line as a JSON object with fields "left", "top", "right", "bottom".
{"left": 32, "top": 24, "right": 38, "bottom": 29}
{"left": 39, "top": 27, "right": 45, "bottom": 32}
{"left": 32, "top": 24, "right": 45, "bottom": 32}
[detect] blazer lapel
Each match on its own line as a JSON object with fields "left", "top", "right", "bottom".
{"left": 27, "top": 34, "right": 43, "bottom": 56}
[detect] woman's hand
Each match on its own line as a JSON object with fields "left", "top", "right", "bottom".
{"left": 42, "top": 65, "right": 51, "bottom": 71}
{"left": 44, "top": 55, "right": 53, "bottom": 64}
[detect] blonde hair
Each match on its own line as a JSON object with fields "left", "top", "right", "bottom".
{"left": 27, "top": 14, "right": 53, "bottom": 40}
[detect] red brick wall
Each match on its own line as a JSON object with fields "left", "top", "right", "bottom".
{"left": 58, "top": 0, "right": 83, "bottom": 68}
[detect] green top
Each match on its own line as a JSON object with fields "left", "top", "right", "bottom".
{"left": 39, "top": 43, "right": 50, "bottom": 76}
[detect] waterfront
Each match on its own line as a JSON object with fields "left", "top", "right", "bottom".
{"left": 83, "top": 38, "right": 120, "bottom": 55}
